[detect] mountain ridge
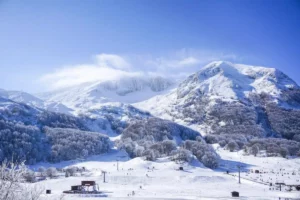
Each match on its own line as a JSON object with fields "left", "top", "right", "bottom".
{"left": 135, "top": 61, "right": 300, "bottom": 141}
{"left": 37, "top": 75, "right": 175, "bottom": 111}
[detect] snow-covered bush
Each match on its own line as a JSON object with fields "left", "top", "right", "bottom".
{"left": 38, "top": 167, "right": 46, "bottom": 177}
{"left": 143, "top": 149, "right": 158, "bottom": 161}
{"left": 246, "top": 138, "right": 300, "bottom": 157}
{"left": 46, "top": 167, "right": 57, "bottom": 178}
{"left": 227, "top": 140, "right": 238, "bottom": 152}
{"left": 148, "top": 140, "right": 177, "bottom": 156}
{"left": 205, "top": 134, "right": 249, "bottom": 150}
{"left": 171, "top": 148, "right": 193, "bottom": 163}
{"left": 23, "top": 170, "right": 36, "bottom": 183}
{"left": 249, "top": 144, "right": 259, "bottom": 156}
{"left": 182, "top": 140, "right": 219, "bottom": 168}
{"left": 65, "top": 167, "right": 77, "bottom": 176}
{"left": 201, "top": 152, "right": 219, "bottom": 169}
{"left": 279, "top": 147, "right": 288, "bottom": 158}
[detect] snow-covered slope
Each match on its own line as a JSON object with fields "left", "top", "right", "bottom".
{"left": 31, "top": 148, "right": 300, "bottom": 200}
{"left": 135, "top": 61, "right": 300, "bottom": 136}
{"left": 0, "top": 89, "right": 73, "bottom": 114}
{"left": 0, "top": 89, "right": 45, "bottom": 108}
{"left": 37, "top": 76, "right": 175, "bottom": 111}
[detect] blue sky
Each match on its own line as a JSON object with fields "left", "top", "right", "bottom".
{"left": 0, "top": 0, "right": 299, "bottom": 92}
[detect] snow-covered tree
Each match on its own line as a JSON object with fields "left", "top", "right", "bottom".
{"left": 65, "top": 167, "right": 77, "bottom": 176}
{"left": 171, "top": 148, "right": 193, "bottom": 163}
{"left": 38, "top": 167, "right": 46, "bottom": 177}
{"left": 143, "top": 149, "right": 158, "bottom": 161}
{"left": 201, "top": 152, "right": 219, "bottom": 169}
{"left": 0, "top": 160, "right": 44, "bottom": 200}
{"left": 250, "top": 144, "right": 259, "bottom": 156}
{"left": 227, "top": 140, "right": 238, "bottom": 152}
{"left": 46, "top": 167, "right": 57, "bottom": 178}
{"left": 23, "top": 170, "right": 36, "bottom": 183}
{"left": 81, "top": 149, "right": 89, "bottom": 159}
{"left": 279, "top": 147, "right": 288, "bottom": 158}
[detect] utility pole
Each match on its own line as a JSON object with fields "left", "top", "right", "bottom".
{"left": 237, "top": 164, "right": 241, "bottom": 184}
{"left": 102, "top": 171, "right": 107, "bottom": 183}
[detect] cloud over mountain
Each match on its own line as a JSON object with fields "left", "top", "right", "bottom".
{"left": 40, "top": 50, "right": 239, "bottom": 90}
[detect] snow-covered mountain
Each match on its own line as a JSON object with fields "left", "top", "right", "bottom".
{"left": 0, "top": 89, "right": 44, "bottom": 108}
{"left": 2, "top": 61, "right": 300, "bottom": 143}
{"left": 175, "top": 61, "right": 298, "bottom": 100}
{"left": 1, "top": 60, "right": 300, "bottom": 170}
{"left": 0, "top": 88, "right": 73, "bottom": 114}
{"left": 37, "top": 76, "right": 174, "bottom": 111}
{"left": 135, "top": 61, "right": 300, "bottom": 140}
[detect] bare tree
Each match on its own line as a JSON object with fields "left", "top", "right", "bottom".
{"left": 0, "top": 160, "right": 44, "bottom": 200}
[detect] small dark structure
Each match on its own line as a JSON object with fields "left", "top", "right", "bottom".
{"left": 46, "top": 190, "right": 51, "bottom": 194}
{"left": 231, "top": 191, "right": 239, "bottom": 197}
{"left": 255, "top": 170, "right": 260, "bottom": 174}
{"left": 71, "top": 185, "right": 82, "bottom": 191}
{"left": 275, "top": 182, "right": 285, "bottom": 191}
{"left": 296, "top": 185, "right": 300, "bottom": 191}
{"left": 179, "top": 167, "right": 184, "bottom": 171}
{"left": 63, "top": 181, "right": 101, "bottom": 194}
{"left": 82, "top": 181, "right": 95, "bottom": 186}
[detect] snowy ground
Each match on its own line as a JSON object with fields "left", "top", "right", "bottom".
{"left": 31, "top": 148, "right": 300, "bottom": 200}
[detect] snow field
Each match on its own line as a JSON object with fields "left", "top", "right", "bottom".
{"left": 33, "top": 149, "right": 300, "bottom": 200}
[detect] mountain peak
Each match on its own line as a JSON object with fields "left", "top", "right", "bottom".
{"left": 177, "top": 62, "right": 298, "bottom": 100}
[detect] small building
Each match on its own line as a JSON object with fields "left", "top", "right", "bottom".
{"left": 255, "top": 170, "right": 260, "bottom": 174}
{"left": 63, "top": 181, "right": 100, "bottom": 194}
{"left": 231, "top": 191, "right": 239, "bottom": 197}
{"left": 179, "top": 167, "right": 184, "bottom": 171}
{"left": 71, "top": 185, "right": 82, "bottom": 191}
{"left": 82, "top": 181, "right": 96, "bottom": 186}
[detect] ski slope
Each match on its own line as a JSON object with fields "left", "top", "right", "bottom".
{"left": 31, "top": 148, "right": 300, "bottom": 200}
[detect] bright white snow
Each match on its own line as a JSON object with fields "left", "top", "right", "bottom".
{"left": 31, "top": 148, "right": 300, "bottom": 200}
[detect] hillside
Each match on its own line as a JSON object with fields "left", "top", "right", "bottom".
{"left": 135, "top": 61, "right": 300, "bottom": 154}
{"left": 0, "top": 89, "right": 73, "bottom": 115}
{"left": 0, "top": 96, "right": 213, "bottom": 167}
{"left": 37, "top": 76, "right": 175, "bottom": 111}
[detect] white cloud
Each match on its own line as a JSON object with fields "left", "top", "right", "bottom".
{"left": 94, "top": 54, "right": 131, "bottom": 69}
{"left": 178, "top": 57, "right": 200, "bottom": 66}
{"left": 40, "top": 63, "right": 141, "bottom": 90}
{"left": 40, "top": 49, "right": 240, "bottom": 90}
